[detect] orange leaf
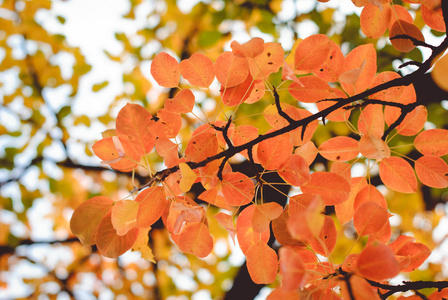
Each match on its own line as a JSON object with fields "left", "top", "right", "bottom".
{"left": 335, "top": 177, "right": 367, "bottom": 225}
{"left": 396, "top": 241, "right": 431, "bottom": 272}
{"left": 70, "top": 196, "right": 113, "bottom": 245}
{"left": 288, "top": 196, "right": 325, "bottom": 241}
{"left": 246, "top": 239, "right": 278, "bottom": 284}
{"left": 236, "top": 205, "right": 270, "bottom": 253}
{"left": 340, "top": 44, "right": 377, "bottom": 95}
{"left": 300, "top": 172, "right": 351, "bottom": 205}
{"left": 150, "top": 52, "right": 180, "bottom": 88}
{"left": 278, "top": 154, "right": 311, "bottom": 186}
{"left": 231, "top": 37, "right": 265, "bottom": 58}
{"left": 136, "top": 186, "right": 169, "bottom": 228}
{"left": 233, "top": 125, "right": 259, "bottom": 159}
{"left": 252, "top": 202, "right": 283, "bottom": 233}
{"left": 180, "top": 53, "right": 214, "bottom": 87}
{"left": 165, "top": 197, "right": 204, "bottom": 235}
{"left": 432, "top": 53, "right": 448, "bottom": 92}
{"left": 379, "top": 156, "right": 417, "bottom": 193}
{"left": 360, "top": 3, "right": 392, "bottom": 39}
{"left": 116, "top": 103, "right": 156, "bottom": 156}
{"left": 396, "top": 105, "right": 427, "bottom": 136}
{"left": 111, "top": 200, "right": 139, "bottom": 236}
{"left": 358, "top": 104, "right": 384, "bottom": 137}
{"left": 313, "top": 40, "right": 344, "bottom": 82}
{"left": 220, "top": 72, "right": 254, "bottom": 106}
{"left": 148, "top": 109, "right": 182, "bottom": 139}
{"left": 390, "top": 20, "right": 425, "bottom": 52}
{"left": 272, "top": 208, "right": 306, "bottom": 248}
{"left": 155, "top": 138, "right": 179, "bottom": 168}
{"left": 340, "top": 275, "right": 381, "bottom": 300}
{"left": 315, "top": 88, "right": 351, "bottom": 122}
{"left": 214, "top": 51, "right": 249, "bottom": 88}
{"left": 92, "top": 136, "right": 140, "bottom": 172}
{"left": 164, "top": 89, "right": 195, "bottom": 114}
{"left": 414, "top": 129, "right": 448, "bottom": 156}
{"left": 96, "top": 212, "right": 139, "bottom": 258}
{"left": 222, "top": 172, "right": 255, "bottom": 206}
{"left": 318, "top": 136, "right": 359, "bottom": 161}
{"left": 355, "top": 241, "right": 400, "bottom": 281}
{"left": 354, "top": 201, "right": 389, "bottom": 236}
{"left": 415, "top": 155, "right": 448, "bottom": 188}
{"left": 198, "top": 184, "right": 231, "bottom": 210}
{"left": 422, "top": 1, "right": 445, "bottom": 32}
{"left": 309, "top": 215, "right": 337, "bottom": 256}
{"left": 294, "top": 141, "right": 318, "bottom": 165}
{"left": 244, "top": 80, "right": 265, "bottom": 104}
{"left": 354, "top": 184, "right": 387, "bottom": 211}
{"left": 257, "top": 132, "right": 293, "bottom": 170}
{"left": 185, "top": 128, "right": 218, "bottom": 163}
{"left": 279, "top": 247, "right": 307, "bottom": 291}
{"left": 330, "top": 161, "right": 352, "bottom": 184}
{"left": 294, "top": 34, "right": 332, "bottom": 72}
{"left": 358, "top": 133, "right": 391, "bottom": 160}
{"left": 289, "top": 75, "right": 333, "bottom": 103}
{"left": 214, "top": 212, "right": 236, "bottom": 243}
{"left": 388, "top": 4, "right": 414, "bottom": 30}
{"left": 178, "top": 221, "right": 214, "bottom": 258}
{"left": 249, "top": 42, "right": 283, "bottom": 80}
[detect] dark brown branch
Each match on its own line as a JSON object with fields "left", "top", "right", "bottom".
{"left": 273, "top": 85, "right": 295, "bottom": 124}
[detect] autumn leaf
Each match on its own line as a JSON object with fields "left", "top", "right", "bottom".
{"left": 131, "top": 227, "right": 155, "bottom": 263}
{"left": 150, "top": 52, "right": 180, "bottom": 87}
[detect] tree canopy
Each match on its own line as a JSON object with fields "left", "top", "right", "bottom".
{"left": 1, "top": 0, "right": 448, "bottom": 299}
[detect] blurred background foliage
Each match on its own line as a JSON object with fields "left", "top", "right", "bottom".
{"left": 0, "top": 0, "right": 447, "bottom": 299}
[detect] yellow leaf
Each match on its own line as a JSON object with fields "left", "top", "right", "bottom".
{"left": 432, "top": 53, "right": 448, "bottom": 92}
{"left": 132, "top": 227, "right": 155, "bottom": 263}
{"left": 179, "top": 162, "right": 197, "bottom": 192}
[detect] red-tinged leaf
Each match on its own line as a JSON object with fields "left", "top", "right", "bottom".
{"left": 220, "top": 72, "right": 254, "bottom": 106}
{"left": 358, "top": 134, "right": 391, "bottom": 160}
{"left": 340, "top": 275, "right": 381, "bottom": 300}
{"left": 148, "top": 109, "right": 182, "bottom": 139}
{"left": 249, "top": 42, "right": 283, "bottom": 80}
{"left": 422, "top": 1, "right": 445, "bottom": 32}
{"left": 358, "top": 104, "right": 384, "bottom": 137}
{"left": 180, "top": 53, "right": 214, "bottom": 87}
{"left": 266, "top": 288, "right": 300, "bottom": 300}
{"left": 316, "top": 88, "right": 351, "bottom": 122}
{"left": 257, "top": 132, "right": 293, "bottom": 170}
{"left": 244, "top": 80, "right": 265, "bottom": 104}
{"left": 272, "top": 208, "right": 306, "bottom": 248}
{"left": 294, "top": 34, "right": 332, "bottom": 72}
{"left": 388, "top": 4, "right": 414, "bottom": 29}
{"left": 288, "top": 196, "right": 325, "bottom": 241}
{"left": 414, "top": 129, "right": 448, "bottom": 156}
{"left": 429, "top": 289, "right": 448, "bottom": 300}
{"left": 96, "top": 213, "right": 139, "bottom": 258}
{"left": 198, "top": 183, "right": 232, "bottom": 210}
{"left": 390, "top": 20, "right": 425, "bottom": 52}
{"left": 389, "top": 235, "right": 416, "bottom": 254}
{"left": 116, "top": 103, "right": 156, "bottom": 156}
{"left": 289, "top": 75, "right": 333, "bottom": 103}
{"left": 370, "top": 72, "right": 403, "bottom": 102}
{"left": 309, "top": 215, "right": 337, "bottom": 256}
{"left": 289, "top": 193, "right": 321, "bottom": 216}
{"left": 415, "top": 155, "right": 448, "bottom": 188}
{"left": 330, "top": 162, "right": 352, "bottom": 184}
{"left": 155, "top": 138, "right": 179, "bottom": 168}
{"left": 278, "top": 154, "right": 311, "bottom": 186}
{"left": 92, "top": 136, "right": 140, "bottom": 172}
{"left": 252, "top": 202, "right": 283, "bottom": 233}
{"left": 178, "top": 221, "right": 213, "bottom": 258}
{"left": 318, "top": 136, "right": 359, "bottom": 161}
{"left": 246, "top": 239, "right": 278, "bottom": 284}
{"left": 150, "top": 52, "right": 180, "bottom": 88}
{"left": 233, "top": 125, "right": 259, "bottom": 159}
{"left": 396, "top": 242, "right": 431, "bottom": 272}
{"left": 185, "top": 128, "right": 219, "bottom": 163}
{"left": 222, "top": 172, "right": 255, "bottom": 207}
{"left": 236, "top": 205, "right": 270, "bottom": 253}
{"left": 166, "top": 197, "right": 205, "bottom": 235}
{"left": 111, "top": 200, "right": 139, "bottom": 236}
{"left": 396, "top": 105, "right": 427, "bottom": 136}
{"left": 136, "top": 186, "right": 169, "bottom": 228}
{"left": 368, "top": 220, "right": 392, "bottom": 244}
{"left": 355, "top": 241, "right": 400, "bottom": 281}
{"left": 282, "top": 60, "right": 304, "bottom": 86}
{"left": 164, "top": 171, "right": 183, "bottom": 196}
{"left": 214, "top": 212, "right": 236, "bottom": 243}
{"left": 231, "top": 37, "right": 265, "bottom": 58}
{"left": 70, "top": 196, "right": 113, "bottom": 245}
{"left": 294, "top": 141, "right": 318, "bottom": 165}
{"left": 354, "top": 201, "right": 389, "bottom": 236}
{"left": 300, "top": 172, "right": 351, "bottom": 205}
{"left": 279, "top": 247, "right": 307, "bottom": 291}
{"left": 313, "top": 40, "right": 344, "bottom": 82}
{"left": 214, "top": 51, "right": 249, "bottom": 88}
{"left": 354, "top": 184, "right": 387, "bottom": 211}
{"left": 335, "top": 177, "right": 367, "bottom": 225}
{"left": 379, "top": 156, "right": 417, "bottom": 193}
{"left": 340, "top": 44, "right": 377, "bottom": 95}
{"left": 164, "top": 89, "right": 195, "bottom": 114}
{"left": 360, "top": 3, "right": 392, "bottom": 39}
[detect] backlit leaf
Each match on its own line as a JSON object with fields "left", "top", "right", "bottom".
{"left": 396, "top": 105, "right": 427, "bottom": 136}
{"left": 279, "top": 247, "right": 307, "bottom": 291}
{"left": 300, "top": 172, "right": 351, "bottom": 205}
{"left": 178, "top": 221, "right": 213, "bottom": 258}
{"left": 294, "top": 34, "right": 332, "bottom": 72}
{"left": 257, "top": 132, "right": 293, "bottom": 170}
{"left": 136, "top": 186, "right": 169, "bottom": 228}
{"left": 179, "top": 162, "right": 198, "bottom": 192}
{"left": 390, "top": 20, "right": 425, "bottom": 52}
{"left": 335, "top": 177, "right": 367, "bottom": 225}
{"left": 358, "top": 104, "right": 384, "bottom": 137}
{"left": 214, "top": 51, "right": 249, "bottom": 88}
{"left": 236, "top": 205, "right": 270, "bottom": 253}
{"left": 246, "top": 239, "right": 278, "bottom": 284}
{"left": 185, "top": 128, "right": 219, "bottom": 162}
{"left": 214, "top": 212, "right": 236, "bottom": 242}
{"left": 309, "top": 215, "right": 337, "bottom": 256}
{"left": 249, "top": 42, "right": 283, "bottom": 80}
{"left": 252, "top": 202, "right": 283, "bottom": 233}
{"left": 180, "top": 53, "right": 214, "bottom": 87}
{"left": 150, "top": 52, "right": 180, "bottom": 88}
{"left": 131, "top": 227, "right": 155, "bottom": 263}
{"left": 358, "top": 134, "right": 391, "bottom": 160}
{"left": 355, "top": 241, "right": 400, "bottom": 281}
{"left": 148, "top": 109, "right": 182, "bottom": 139}
{"left": 415, "top": 155, "right": 448, "bottom": 188}
{"left": 111, "top": 200, "right": 139, "bottom": 236}
{"left": 353, "top": 201, "right": 389, "bottom": 236}
{"left": 231, "top": 37, "right": 265, "bottom": 58}
{"left": 318, "top": 136, "right": 359, "bottom": 161}
{"left": 164, "top": 89, "right": 195, "bottom": 114}
{"left": 92, "top": 136, "right": 140, "bottom": 172}
{"left": 379, "top": 157, "right": 417, "bottom": 193}
{"left": 360, "top": 3, "right": 391, "bottom": 39}
{"left": 278, "top": 154, "right": 311, "bottom": 186}
{"left": 222, "top": 172, "right": 255, "bottom": 207}
{"left": 414, "top": 129, "right": 448, "bottom": 156}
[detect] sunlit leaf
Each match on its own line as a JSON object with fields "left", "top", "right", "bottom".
{"left": 318, "top": 136, "right": 359, "bottom": 161}
{"left": 246, "top": 239, "right": 278, "bottom": 284}
{"left": 222, "top": 172, "right": 255, "bottom": 206}
{"left": 131, "top": 227, "right": 155, "bottom": 263}
{"left": 111, "top": 199, "right": 139, "bottom": 236}
{"left": 390, "top": 20, "right": 425, "bottom": 52}
{"left": 150, "top": 52, "right": 180, "bottom": 87}
{"left": 300, "top": 172, "right": 351, "bottom": 205}
{"left": 180, "top": 53, "right": 214, "bottom": 87}
{"left": 136, "top": 186, "right": 169, "bottom": 228}
{"left": 379, "top": 157, "right": 417, "bottom": 193}
{"left": 415, "top": 155, "right": 448, "bottom": 188}
{"left": 278, "top": 154, "right": 311, "bottom": 186}
{"left": 164, "top": 89, "right": 196, "bottom": 114}
{"left": 252, "top": 202, "right": 283, "bottom": 233}
{"left": 353, "top": 201, "right": 389, "bottom": 236}
{"left": 355, "top": 241, "right": 400, "bottom": 281}
{"left": 178, "top": 221, "right": 213, "bottom": 258}
{"left": 214, "top": 51, "right": 249, "bottom": 88}
{"left": 414, "top": 129, "right": 448, "bottom": 156}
